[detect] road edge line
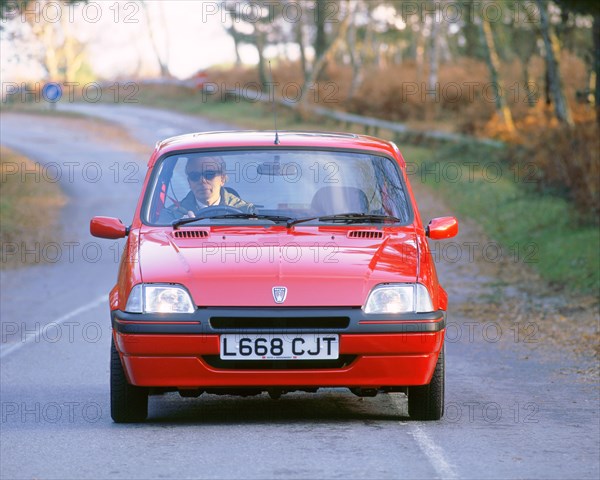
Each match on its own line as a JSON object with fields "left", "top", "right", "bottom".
{"left": 389, "top": 394, "right": 458, "bottom": 479}
{"left": 0, "top": 295, "right": 108, "bottom": 360}
{"left": 408, "top": 423, "right": 458, "bottom": 479}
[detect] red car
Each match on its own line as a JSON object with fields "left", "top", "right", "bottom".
{"left": 91, "top": 131, "right": 458, "bottom": 423}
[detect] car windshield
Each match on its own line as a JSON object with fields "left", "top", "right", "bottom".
{"left": 144, "top": 149, "right": 412, "bottom": 226}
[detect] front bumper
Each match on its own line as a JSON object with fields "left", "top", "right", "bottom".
{"left": 112, "top": 308, "right": 446, "bottom": 389}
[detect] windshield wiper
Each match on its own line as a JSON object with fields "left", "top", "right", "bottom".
{"left": 173, "top": 212, "right": 401, "bottom": 228}
{"left": 287, "top": 213, "right": 401, "bottom": 228}
{"left": 173, "top": 213, "right": 293, "bottom": 228}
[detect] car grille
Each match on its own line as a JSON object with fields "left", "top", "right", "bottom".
{"left": 209, "top": 316, "right": 350, "bottom": 330}
{"left": 202, "top": 355, "right": 356, "bottom": 370}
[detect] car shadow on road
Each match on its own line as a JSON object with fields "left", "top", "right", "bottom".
{"left": 143, "top": 390, "right": 410, "bottom": 425}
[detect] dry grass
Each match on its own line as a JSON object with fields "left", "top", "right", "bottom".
{"left": 0, "top": 146, "right": 67, "bottom": 268}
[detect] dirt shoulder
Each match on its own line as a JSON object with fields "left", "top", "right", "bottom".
{"left": 1, "top": 145, "right": 67, "bottom": 269}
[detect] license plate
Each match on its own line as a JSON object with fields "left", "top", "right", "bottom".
{"left": 220, "top": 334, "right": 339, "bottom": 360}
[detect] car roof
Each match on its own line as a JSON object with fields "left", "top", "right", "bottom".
{"left": 151, "top": 130, "right": 404, "bottom": 166}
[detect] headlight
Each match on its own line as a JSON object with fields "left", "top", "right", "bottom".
{"left": 125, "top": 284, "right": 195, "bottom": 314}
{"left": 363, "top": 284, "right": 433, "bottom": 314}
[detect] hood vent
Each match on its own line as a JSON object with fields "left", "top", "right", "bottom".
{"left": 173, "top": 230, "right": 209, "bottom": 239}
{"left": 347, "top": 230, "right": 384, "bottom": 239}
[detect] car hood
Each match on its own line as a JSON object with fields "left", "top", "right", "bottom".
{"left": 137, "top": 227, "right": 418, "bottom": 307}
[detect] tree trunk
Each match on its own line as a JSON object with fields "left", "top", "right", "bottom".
{"left": 314, "top": 0, "right": 334, "bottom": 82}
{"left": 157, "top": 2, "right": 170, "bottom": 74}
{"left": 299, "top": 11, "right": 350, "bottom": 112}
{"left": 41, "top": 23, "right": 60, "bottom": 81}
{"left": 593, "top": 12, "right": 600, "bottom": 126}
{"left": 463, "top": 0, "right": 480, "bottom": 58}
{"left": 295, "top": 18, "right": 307, "bottom": 82}
{"left": 314, "top": 0, "right": 327, "bottom": 60}
{"left": 415, "top": 26, "right": 426, "bottom": 83}
{"left": 141, "top": 1, "right": 170, "bottom": 77}
{"left": 523, "top": 61, "right": 536, "bottom": 107}
{"left": 427, "top": 18, "right": 440, "bottom": 119}
{"left": 536, "top": 0, "right": 574, "bottom": 127}
{"left": 544, "top": 66, "right": 552, "bottom": 105}
{"left": 363, "top": 15, "right": 375, "bottom": 66}
{"left": 64, "top": 36, "right": 85, "bottom": 83}
{"left": 346, "top": 1, "right": 362, "bottom": 99}
{"left": 227, "top": 24, "right": 243, "bottom": 67}
{"left": 479, "top": 13, "right": 515, "bottom": 132}
{"left": 255, "top": 31, "right": 269, "bottom": 92}
{"left": 61, "top": 14, "right": 85, "bottom": 83}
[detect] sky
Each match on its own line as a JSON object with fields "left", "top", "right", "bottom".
{"left": 1, "top": 1, "right": 263, "bottom": 82}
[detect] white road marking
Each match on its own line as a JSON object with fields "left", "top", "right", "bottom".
{"left": 390, "top": 395, "right": 459, "bottom": 479}
{"left": 408, "top": 423, "right": 458, "bottom": 480}
{"left": 0, "top": 295, "right": 108, "bottom": 359}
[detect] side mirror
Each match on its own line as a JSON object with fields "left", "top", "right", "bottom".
{"left": 426, "top": 216, "right": 458, "bottom": 240}
{"left": 90, "top": 216, "right": 128, "bottom": 239}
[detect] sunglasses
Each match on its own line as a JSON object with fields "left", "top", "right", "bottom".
{"left": 187, "top": 170, "right": 222, "bottom": 181}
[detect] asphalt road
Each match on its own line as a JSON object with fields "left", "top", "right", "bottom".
{"left": 1, "top": 104, "right": 598, "bottom": 480}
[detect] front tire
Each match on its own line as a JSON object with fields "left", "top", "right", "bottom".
{"left": 111, "top": 337, "right": 148, "bottom": 423}
{"left": 408, "top": 346, "right": 444, "bottom": 420}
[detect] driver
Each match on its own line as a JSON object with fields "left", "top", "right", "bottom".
{"left": 159, "top": 155, "right": 254, "bottom": 223}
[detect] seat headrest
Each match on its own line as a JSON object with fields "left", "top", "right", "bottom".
{"left": 311, "top": 186, "right": 369, "bottom": 215}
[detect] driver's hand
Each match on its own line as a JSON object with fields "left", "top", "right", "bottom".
{"left": 181, "top": 210, "right": 196, "bottom": 219}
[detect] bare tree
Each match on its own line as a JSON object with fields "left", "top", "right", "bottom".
{"left": 294, "top": 14, "right": 308, "bottom": 82}
{"left": 297, "top": 6, "right": 350, "bottom": 110}
{"left": 222, "top": 1, "right": 285, "bottom": 90}
{"left": 427, "top": 16, "right": 440, "bottom": 119}
{"left": 225, "top": 20, "right": 243, "bottom": 67}
{"left": 512, "top": 11, "right": 539, "bottom": 108}
{"left": 17, "top": 0, "right": 87, "bottom": 82}
{"left": 345, "top": 0, "right": 363, "bottom": 99}
{"left": 535, "top": 0, "right": 574, "bottom": 126}
{"left": 478, "top": 8, "right": 515, "bottom": 132}
{"left": 62, "top": 19, "right": 85, "bottom": 82}
{"left": 594, "top": 11, "right": 600, "bottom": 125}
{"left": 555, "top": 0, "right": 600, "bottom": 126}
{"left": 415, "top": 21, "right": 426, "bottom": 83}
{"left": 314, "top": 0, "right": 328, "bottom": 60}
{"left": 141, "top": 1, "right": 171, "bottom": 77}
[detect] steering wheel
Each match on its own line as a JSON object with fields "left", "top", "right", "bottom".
{"left": 197, "top": 205, "right": 244, "bottom": 218}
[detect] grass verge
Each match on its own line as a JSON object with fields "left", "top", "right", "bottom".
{"left": 0, "top": 146, "right": 67, "bottom": 269}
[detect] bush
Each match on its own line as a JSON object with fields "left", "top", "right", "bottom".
{"left": 514, "top": 121, "right": 600, "bottom": 217}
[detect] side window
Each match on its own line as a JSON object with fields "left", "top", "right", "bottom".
{"left": 373, "top": 156, "right": 410, "bottom": 220}
{"left": 164, "top": 158, "right": 189, "bottom": 209}
{"left": 148, "top": 157, "right": 190, "bottom": 223}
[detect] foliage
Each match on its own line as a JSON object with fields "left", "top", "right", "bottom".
{"left": 512, "top": 120, "right": 599, "bottom": 216}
